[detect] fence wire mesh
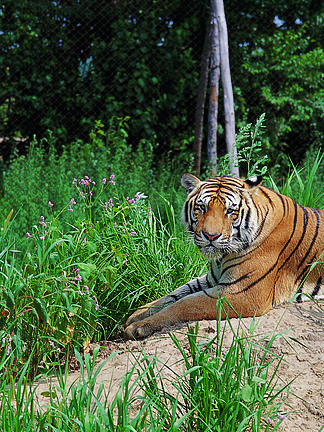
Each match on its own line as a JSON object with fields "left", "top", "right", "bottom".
{"left": 1, "top": 0, "right": 323, "bottom": 164}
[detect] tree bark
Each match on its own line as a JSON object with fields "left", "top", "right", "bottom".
{"left": 207, "top": 4, "right": 220, "bottom": 177}
{"left": 193, "top": 16, "right": 212, "bottom": 176}
{"left": 216, "top": 0, "right": 239, "bottom": 177}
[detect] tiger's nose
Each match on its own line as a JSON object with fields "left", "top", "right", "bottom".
{"left": 202, "top": 231, "right": 221, "bottom": 241}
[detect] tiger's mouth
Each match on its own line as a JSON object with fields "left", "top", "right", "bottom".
{"left": 199, "top": 243, "right": 223, "bottom": 258}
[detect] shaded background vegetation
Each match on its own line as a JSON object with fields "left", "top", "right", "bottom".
{"left": 1, "top": 0, "right": 323, "bottom": 170}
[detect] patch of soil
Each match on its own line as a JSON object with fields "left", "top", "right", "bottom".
{"left": 36, "top": 301, "right": 324, "bottom": 431}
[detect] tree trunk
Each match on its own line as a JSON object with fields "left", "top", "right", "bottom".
{"left": 216, "top": 0, "right": 239, "bottom": 177}
{"left": 207, "top": 4, "right": 220, "bottom": 177}
{"left": 193, "top": 16, "right": 212, "bottom": 176}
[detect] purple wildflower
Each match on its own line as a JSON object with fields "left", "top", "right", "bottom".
{"left": 68, "top": 205, "right": 73, "bottom": 211}
{"left": 277, "top": 414, "right": 286, "bottom": 421}
{"left": 93, "top": 295, "right": 99, "bottom": 311}
{"left": 73, "top": 178, "right": 77, "bottom": 185}
{"left": 70, "top": 198, "right": 76, "bottom": 205}
{"left": 85, "top": 285, "right": 90, "bottom": 295}
{"left": 134, "top": 194, "right": 140, "bottom": 200}
{"left": 40, "top": 236, "right": 45, "bottom": 241}
{"left": 26, "top": 232, "right": 32, "bottom": 239}
{"left": 102, "top": 178, "right": 107, "bottom": 185}
{"left": 78, "top": 290, "right": 83, "bottom": 296}
{"left": 74, "top": 274, "right": 82, "bottom": 282}
{"left": 109, "top": 174, "right": 116, "bottom": 185}
{"left": 129, "top": 231, "right": 137, "bottom": 236}
{"left": 49, "top": 340, "right": 55, "bottom": 349}
{"left": 48, "top": 201, "right": 53, "bottom": 208}
{"left": 83, "top": 236, "right": 87, "bottom": 243}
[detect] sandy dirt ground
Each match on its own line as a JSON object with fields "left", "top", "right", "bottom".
{"left": 36, "top": 301, "right": 324, "bottom": 431}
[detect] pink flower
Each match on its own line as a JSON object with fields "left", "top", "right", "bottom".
{"left": 68, "top": 205, "right": 73, "bottom": 211}
{"left": 93, "top": 295, "right": 99, "bottom": 311}
{"left": 85, "top": 285, "right": 90, "bottom": 295}
{"left": 26, "top": 232, "right": 32, "bottom": 239}
{"left": 134, "top": 194, "right": 140, "bottom": 200}
{"left": 83, "top": 236, "right": 87, "bottom": 243}
{"left": 78, "top": 289, "right": 83, "bottom": 296}
{"left": 73, "top": 178, "right": 77, "bottom": 184}
{"left": 102, "top": 178, "right": 107, "bottom": 185}
{"left": 109, "top": 174, "right": 116, "bottom": 185}
{"left": 49, "top": 340, "right": 55, "bottom": 349}
{"left": 74, "top": 274, "right": 82, "bottom": 282}
{"left": 129, "top": 231, "right": 137, "bottom": 236}
{"left": 40, "top": 236, "right": 45, "bottom": 241}
{"left": 70, "top": 198, "right": 76, "bottom": 205}
{"left": 277, "top": 414, "right": 286, "bottom": 421}
{"left": 48, "top": 201, "right": 53, "bottom": 207}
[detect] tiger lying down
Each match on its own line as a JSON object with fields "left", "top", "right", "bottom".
{"left": 124, "top": 174, "right": 324, "bottom": 340}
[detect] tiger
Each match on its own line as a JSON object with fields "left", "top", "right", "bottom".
{"left": 124, "top": 173, "right": 324, "bottom": 340}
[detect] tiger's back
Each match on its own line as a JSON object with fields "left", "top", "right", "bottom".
{"left": 124, "top": 174, "right": 324, "bottom": 340}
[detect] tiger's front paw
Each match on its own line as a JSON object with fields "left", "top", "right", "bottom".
{"left": 124, "top": 321, "right": 154, "bottom": 340}
{"left": 125, "top": 307, "right": 151, "bottom": 328}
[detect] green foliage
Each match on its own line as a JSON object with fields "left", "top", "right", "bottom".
{"left": 0, "top": 0, "right": 205, "bottom": 157}
{"left": 216, "top": 113, "right": 269, "bottom": 178}
{"left": 1, "top": 117, "right": 191, "bottom": 245}
{"left": 238, "top": 9, "right": 324, "bottom": 165}
{"left": 0, "top": 167, "right": 204, "bottom": 371}
{"left": 269, "top": 149, "right": 324, "bottom": 208}
{"left": 1, "top": 0, "right": 323, "bottom": 169}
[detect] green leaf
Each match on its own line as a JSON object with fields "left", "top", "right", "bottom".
{"left": 241, "top": 384, "right": 252, "bottom": 402}
{"left": 33, "top": 298, "right": 48, "bottom": 324}
{"left": 78, "top": 263, "right": 96, "bottom": 282}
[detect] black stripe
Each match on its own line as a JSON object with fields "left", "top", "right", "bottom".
{"left": 297, "top": 208, "right": 320, "bottom": 271}
{"left": 210, "top": 265, "right": 218, "bottom": 284}
{"left": 276, "top": 205, "right": 308, "bottom": 274}
{"left": 311, "top": 277, "right": 322, "bottom": 298}
{"left": 295, "top": 253, "right": 318, "bottom": 286}
{"left": 196, "top": 278, "right": 203, "bottom": 291}
{"left": 244, "top": 207, "right": 251, "bottom": 231}
{"left": 185, "top": 283, "right": 195, "bottom": 294}
{"left": 260, "top": 188, "right": 276, "bottom": 210}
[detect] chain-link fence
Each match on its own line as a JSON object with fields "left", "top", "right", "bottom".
{"left": 1, "top": 0, "right": 323, "bottom": 165}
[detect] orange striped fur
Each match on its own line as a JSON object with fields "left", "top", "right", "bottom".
{"left": 124, "top": 174, "right": 324, "bottom": 340}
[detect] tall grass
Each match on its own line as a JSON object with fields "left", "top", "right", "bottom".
{"left": 0, "top": 309, "right": 290, "bottom": 431}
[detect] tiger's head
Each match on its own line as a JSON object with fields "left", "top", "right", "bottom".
{"left": 181, "top": 174, "right": 263, "bottom": 259}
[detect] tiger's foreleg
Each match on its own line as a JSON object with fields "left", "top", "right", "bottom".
{"left": 125, "top": 274, "right": 211, "bottom": 328}
{"left": 124, "top": 286, "right": 270, "bottom": 340}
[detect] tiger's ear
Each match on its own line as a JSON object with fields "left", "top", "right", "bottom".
{"left": 244, "top": 176, "right": 263, "bottom": 191}
{"left": 181, "top": 173, "right": 200, "bottom": 194}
